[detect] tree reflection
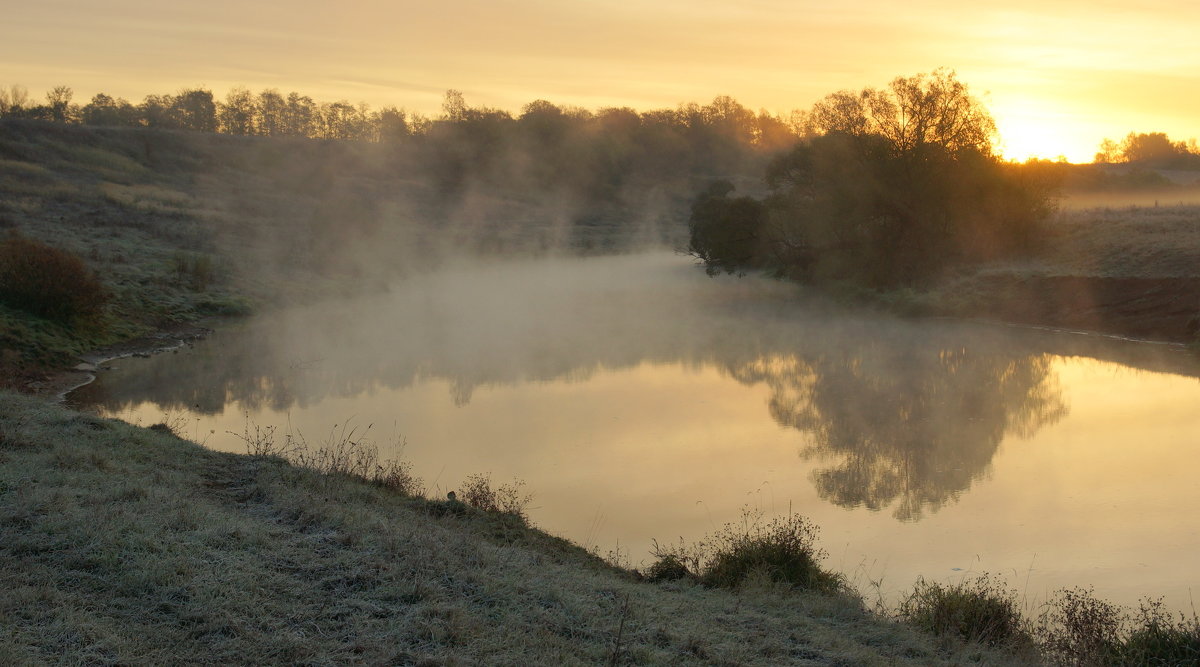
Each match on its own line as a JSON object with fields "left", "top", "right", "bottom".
{"left": 726, "top": 346, "right": 1067, "bottom": 520}
{"left": 71, "top": 254, "right": 1200, "bottom": 523}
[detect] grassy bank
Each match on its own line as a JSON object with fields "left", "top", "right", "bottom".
{"left": 1, "top": 390, "right": 1026, "bottom": 665}
{"left": 884, "top": 203, "right": 1200, "bottom": 344}
{"left": 0, "top": 118, "right": 699, "bottom": 384}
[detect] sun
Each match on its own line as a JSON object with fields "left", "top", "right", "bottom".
{"left": 990, "top": 100, "right": 1097, "bottom": 164}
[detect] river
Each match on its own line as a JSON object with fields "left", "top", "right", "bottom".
{"left": 69, "top": 251, "right": 1200, "bottom": 613}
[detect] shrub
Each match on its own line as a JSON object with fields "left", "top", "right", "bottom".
{"left": 698, "top": 511, "right": 843, "bottom": 593}
{"left": 1121, "top": 599, "right": 1200, "bottom": 665}
{"left": 0, "top": 233, "right": 107, "bottom": 324}
{"left": 228, "top": 417, "right": 423, "bottom": 496}
{"left": 1042, "top": 590, "right": 1200, "bottom": 666}
{"left": 898, "top": 575, "right": 1030, "bottom": 648}
{"left": 643, "top": 554, "right": 693, "bottom": 583}
{"left": 1041, "top": 587, "right": 1125, "bottom": 665}
{"left": 171, "top": 251, "right": 216, "bottom": 290}
{"left": 457, "top": 472, "right": 532, "bottom": 520}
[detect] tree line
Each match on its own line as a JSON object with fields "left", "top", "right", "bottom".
{"left": 0, "top": 82, "right": 802, "bottom": 149}
{"left": 1095, "top": 131, "right": 1200, "bottom": 169}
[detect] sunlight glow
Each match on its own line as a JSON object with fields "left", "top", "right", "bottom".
{"left": 991, "top": 99, "right": 1098, "bottom": 163}
{"left": 3, "top": 1, "right": 1198, "bottom": 162}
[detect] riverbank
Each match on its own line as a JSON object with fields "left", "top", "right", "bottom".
{"left": 886, "top": 203, "right": 1200, "bottom": 346}
{"left": 0, "top": 390, "right": 1023, "bottom": 665}
{"left": 910, "top": 274, "right": 1200, "bottom": 344}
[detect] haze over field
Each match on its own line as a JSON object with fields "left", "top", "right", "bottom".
{"left": 3, "top": 0, "right": 1199, "bottom": 162}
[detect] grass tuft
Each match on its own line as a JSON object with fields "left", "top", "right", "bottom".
{"left": 229, "top": 416, "right": 424, "bottom": 497}
{"left": 456, "top": 472, "right": 533, "bottom": 521}
{"left": 643, "top": 553, "right": 693, "bottom": 583}
{"left": 649, "top": 509, "right": 845, "bottom": 594}
{"left": 1041, "top": 588, "right": 1200, "bottom": 666}
{"left": 897, "top": 575, "right": 1031, "bottom": 649}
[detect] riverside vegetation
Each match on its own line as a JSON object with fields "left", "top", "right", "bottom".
{"left": 2, "top": 71, "right": 1199, "bottom": 663}
{"left": 3, "top": 392, "right": 1198, "bottom": 664}
{"left": 2, "top": 72, "right": 1199, "bottom": 385}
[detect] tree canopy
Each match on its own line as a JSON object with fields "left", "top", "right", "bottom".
{"left": 690, "top": 70, "right": 1057, "bottom": 287}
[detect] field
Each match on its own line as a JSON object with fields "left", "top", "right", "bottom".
{"left": 912, "top": 203, "right": 1200, "bottom": 342}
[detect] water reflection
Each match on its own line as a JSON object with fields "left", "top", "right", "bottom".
{"left": 73, "top": 252, "right": 1195, "bottom": 521}
{"left": 725, "top": 349, "right": 1066, "bottom": 519}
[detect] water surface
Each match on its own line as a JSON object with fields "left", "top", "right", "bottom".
{"left": 71, "top": 252, "right": 1200, "bottom": 611}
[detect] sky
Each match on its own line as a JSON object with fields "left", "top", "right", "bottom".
{"left": 2, "top": 0, "right": 1198, "bottom": 162}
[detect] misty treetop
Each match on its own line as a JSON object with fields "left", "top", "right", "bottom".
{"left": 1095, "top": 131, "right": 1200, "bottom": 169}
{"left": 0, "top": 83, "right": 804, "bottom": 151}
{"left": 689, "top": 70, "right": 1059, "bottom": 287}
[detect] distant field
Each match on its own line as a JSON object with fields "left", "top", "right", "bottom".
{"left": 1060, "top": 186, "right": 1200, "bottom": 211}
{"left": 923, "top": 201, "right": 1200, "bottom": 342}
{"left": 1043, "top": 203, "right": 1200, "bottom": 278}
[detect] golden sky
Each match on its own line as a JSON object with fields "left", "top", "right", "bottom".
{"left": 3, "top": 0, "right": 1198, "bottom": 162}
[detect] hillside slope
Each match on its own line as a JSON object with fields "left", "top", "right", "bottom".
{"left": 0, "top": 391, "right": 1025, "bottom": 665}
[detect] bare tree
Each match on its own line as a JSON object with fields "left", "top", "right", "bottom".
{"left": 0, "top": 84, "right": 30, "bottom": 117}
{"left": 46, "top": 86, "right": 76, "bottom": 123}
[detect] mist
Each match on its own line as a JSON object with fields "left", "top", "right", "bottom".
{"left": 69, "top": 251, "right": 1200, "bottom": 612}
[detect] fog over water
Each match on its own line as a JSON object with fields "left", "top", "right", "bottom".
{"left": 71, "top": 251, "right": 1200, "bottom": 611}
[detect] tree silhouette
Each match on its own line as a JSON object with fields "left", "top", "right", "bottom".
{"left": 174, "top": 88, "right": 217, "bottom": 132}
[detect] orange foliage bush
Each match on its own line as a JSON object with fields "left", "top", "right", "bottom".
{"left": 0, "top": 234, "right": 106, "bottom": 324}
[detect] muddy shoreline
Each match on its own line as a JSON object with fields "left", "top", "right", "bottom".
{"left": 29, "top": 322, "right": 214, "bottom": 401}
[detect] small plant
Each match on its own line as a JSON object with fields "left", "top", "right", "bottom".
{"left": 148, "top": 410, "right": 191, "bottom": 439}
{"left": 228, "top": 414, "right": 291, "bottom": 457}
{"left": 650, "top": 509, "right": 844, "bottom": 593}
{"left": 1040, "top": 587, "right": 1125, "bottom": 665}
{"left": 1041, "top": 589, "right": 1200, "bottom": 666}
{"left": 897, "top": 574, "right": 1030, "bottom": 648}
{"left": 372, "top": 458, "right": 424, "bottom": 497}
{"left": 644, "top": 538, "right": 705, "bottom": 583}
{"left": 171, "top": 251, "right": 216, "bottom": 290}
{"left": 457, "top": 472, "right": 533, "bottom": 520}
{"left": 228, "top": 416, "right": 422, "bottom": 495}
{"left": 643, "top": 553, "right": 693, "bottom": 583}
{"left": 1121, "top": 598, "right": 1200, "bottom": 665}
{"left": 698, "top": 510, "right": 843, "bottom": 593}
{"left": 0, "top": 233, "right": 107, "bottom": 325}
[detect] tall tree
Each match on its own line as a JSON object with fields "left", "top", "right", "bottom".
{"left": 256, "top": 89, "right": 286, "bottom": 137}
{"left": 218, "top": 87, "right": 256, "bottom": 135}
{"left": 173, "top": 88, "right": 217, "bottom": 132}
{"left": 140, "top": 94, "right": 179, "bottom": 128}
{"left": 0, "top": 84, "right": 29, "bottom": 117}
{"left": 82, "top": 93, "right": 138, "bottom": 127}
{"left": 45, "top": 86, "right": 76, "bottom": 123}
{"left": 282, "top": 92, "right": 316, "bottom": 137}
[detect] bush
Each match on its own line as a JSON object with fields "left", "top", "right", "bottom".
{"left": 1122, "top": 598, "right": 1200, "bottom": 665}
{"left": 1041, "top": 587, "right": 1125, "bottom": 665}
{"left": 692, "top": 511, "right": 844, "bottom": 593}
{"left": 643, "top": 553, "right": 693, "bottom": 583}
{"left": 0, "top": 233, "right": 107, "bottom": 324}
{"left": 898, "top": 575, "right": 1030, "bottom": 648}
{"left": 687, "top": 180, "right": 770, "bottom": 276}
{"left": 1042, "top": 589, "right": 1200, "bottom": 666}
{"left": 457, "top": 473, "right": 532, "bottom": 520}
